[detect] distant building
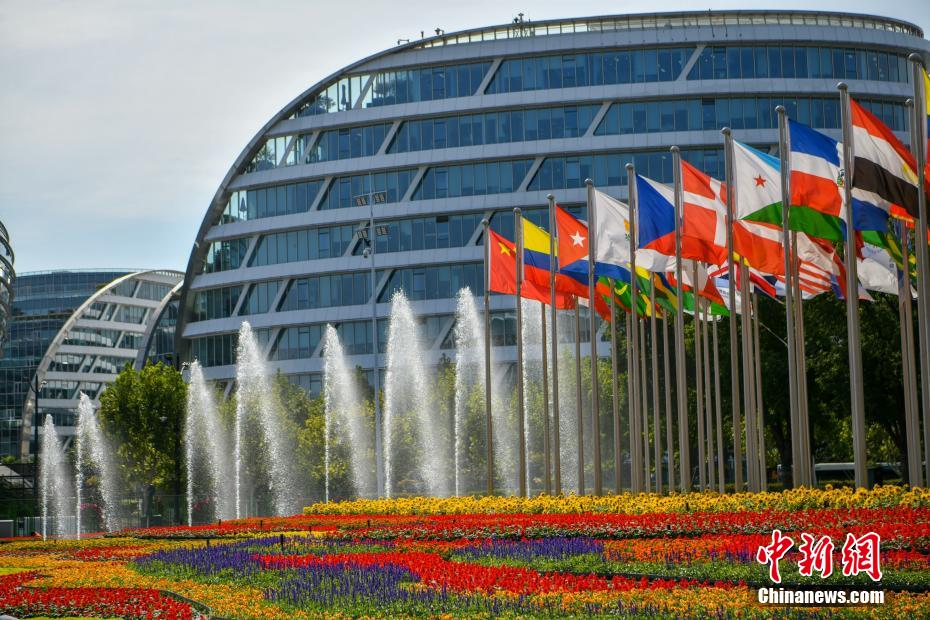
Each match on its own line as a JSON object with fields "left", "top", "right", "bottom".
{"left": 0, "top": 222, "right": 13, "bottom": 353}
{"left": 0, "top": 269, "right": 182, "bottom": 460}
{"left": 175, "top": 10, "right": 929, "bottom": 395}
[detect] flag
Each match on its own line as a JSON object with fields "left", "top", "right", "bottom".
{"left": 557, "top": 191, "right": 634, "bottom": 284}
{"left": 788, "top": 119, "right": 846, "bottom": 241}
{"left": 730, "top": 141, "right": 788, "bottom": 275}
{"left": 850, "top": 98, "right": 920, "bottom": 225}
{"left": 857, "top": 244, "right": 901, "bottom": 295}
{"left": 681, "top": 159, "right": 729, "bottom": 266}
{"left": 590, "top": 189, "right": 634, "bottom": 280}
{"left": 520, "top": 217, "right": 589, "bottom": 298}
{"left": 486, "top": 229, "right": 575, "bottom": 308}
{"left": 635, "top": 173, "right": 677, "bottom": 272}
{"left": 555, "top": 205, "right": 589, "bottom": 269}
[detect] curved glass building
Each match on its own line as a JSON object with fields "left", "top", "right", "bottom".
{"left": 0, "top": 269, "right": 182, "bottom": 460}
{"left": 177, "top": 10, "right": 930, "bottom": 393}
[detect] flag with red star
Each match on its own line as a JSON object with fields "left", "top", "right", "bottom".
{"left": 486, "top": 229, "right": 575, "bottom": 308}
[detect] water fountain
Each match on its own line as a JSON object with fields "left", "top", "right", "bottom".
{"left": 452, "top": 288, "right": 485, "bottom": 496}
{"left": 75, "top": 393, "right": 119, "bottom": 536}
{"left": 520, "top": 299, "right": 544, "bottom": 495}
{"left": 185, "top": 361, "right": 235, "bottom": 524}
{"left": 235, "top": 322, "right": 300, "bottom": 517}
{"left": 383, "top": 291, "right": 448, "bottom": 498}
{"left": 322, "top": 325, "right": 374, "bottom": 500}
{"left": 39, "top": 415, "right": 70, "bottom": 539}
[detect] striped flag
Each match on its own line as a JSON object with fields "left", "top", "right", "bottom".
{"left": 788, "top": 119, "right": 846, "bottom": 241}
{"left": 850, "top": 98, "right": 920, "bottom": 228}
{"left": 730, "top": 141, "right": 788, "bottom": 276}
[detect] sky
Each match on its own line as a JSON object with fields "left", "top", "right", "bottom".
{"left": 1, "top": 0, "right": 928, "bottom": 274}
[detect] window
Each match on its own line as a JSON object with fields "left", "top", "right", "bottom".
{"left": 486, "top": 46, "right": 693, "bottom": 94}
{"left": 414, "top": 160, "right": 533, "bottom": 200}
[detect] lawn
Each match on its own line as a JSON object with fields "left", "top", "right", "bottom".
{"left": 1, "top": 486, "right": 928, "bottom": 618}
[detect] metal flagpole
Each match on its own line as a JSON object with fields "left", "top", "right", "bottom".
{"left": 610, "top": 280, "right": 621, "bottom": 494}
{"left": 702, "top": 298, "right": 715, "bottom": 491}
{"left": 663, "top": 315, "right": 675, "bottom": 492}
{"left": 651, "top": 285, "right": 661, "bottom": 493}
{"left": 640, "top": 317, "right": 650, "bottom": 490}
{"left": 908, "top": 55, "right": 930, "bottom": 486}
{"left": 625, "top": 165, "right": 642, "bottom": 493}
{"left": 626, "top": 311, "right": 639, "bottom": 492}
{"left": 721, "top": 128, "right": 743, "bottom": 493}
{"left": 740, "top": 262, "right": 758, "bottom": 491}
{"left": 775, "top": 105, "right": 802, "bottom": 489}
{"left": 574, "top": 301, "right": 585, "bottom": 495}
{"left": 693, "top": 263, "right": 707, "bottom": 490}
{"left": 837, "top": 83, "right": 868, "bottom": 489}
{"left": 753, "top": 292, "right": 767, "bottom": 490}
{"left": 670, "top": 147, "right": 691, "bottom": 492}
{"left": 897, "top": 216, "right": 921, "bottom": 487}
{"left": 547, "top": 195, "right": 562, "bottom": 494}
{"left": 514, "top": 207, "right": 527, "bottom": 498}
{"left": 541, "top": 302, "right": 551, "bottom": 494}
{"left": 712, "top": 315, "right": 725, "bottom": 492}
{"left": 481, "top": 219, "right": 494, "bottom": 495}
{"left": 792, "top": 238, "right": 811, "bottom": 488}
{"left": 585, "top": 179, "right": 603, "bottom": 496}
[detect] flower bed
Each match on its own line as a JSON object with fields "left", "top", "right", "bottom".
{"left": 1, "top": 487, "right": 929, "bottom": 618}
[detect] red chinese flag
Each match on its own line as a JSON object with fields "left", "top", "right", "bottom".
{"left": 555, "top": 206, "right": 590, "bottom": 269}
{"left": 487, "top": 230, "right": 575, "bottom": 308}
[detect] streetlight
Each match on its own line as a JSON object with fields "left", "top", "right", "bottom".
{"left": 354, "top": 183, "right": 388, "bottom": 496}
{"left": 27, "top": 376, "right": 47, "bottom": 521}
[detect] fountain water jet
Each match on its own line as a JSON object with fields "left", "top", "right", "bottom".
{"left": 185, "top": 361, "right": 235, "bottom": 524}
{"left": 323, "top": 325, "right": 374, "bottom": 500}
{"left": 40, "top": 415, "right": 69, "bottom": 539}
{"left": 75, "top": 393, "right": 119, "bottom": 536}
{"left": 383, "top": 291, "right": 448, "bottom": 498}
{"left": 452, "top": 288, "right": 485, "bottom": 496}
{"left": 235, "top": 322, "right": 299, "bottom": 517}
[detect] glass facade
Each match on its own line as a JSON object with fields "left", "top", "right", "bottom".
{"left": 0, "top": 270, "right": 129, "bottom": 457}
{"left": 377, "top": 263, "right": 484, "bottom": 302}
{"left": 296, "top": 61, "right": 491, "bottom": 117}
{"left": 413, "top": 159, "right": 533, "bottom": 200}
{"left": 279, "top": 273, "right": 371, "bottom": 311}
{"left": 686, "top": 45, "right": 909, "bottom": 82}
{"left": 272, "top": 320, "right": 372, "bottom": 360}
{"left": 528, "top": 148, "right": 728, "bottom": 191}
{"left": 239, "top": 281, "right": 280, "bottom": 316}
{"left": 389, "top": 105, "right": 600, "bottom": 153}
{"left": 486, "top": 47, "right": 693, "bottom": 93}
{"left": 203, "top": 238, "right": 250, "bottom": 273}
{"left": 594, "top": 96, "right": 906, "bottom": 135}
{"left": 304, "top": 123, "right": 391, "bottom": 163}
{"left": 250, "top": 224, "right": 355, "bottom": 267}
{"left": 220, "top": 180, "right": 324, "bottom": 224}
{"left": 191, "top": 286, "right": 242, "bottom": 322}
{"left": 320, "top": 169, "right": 416, "bottom": 210}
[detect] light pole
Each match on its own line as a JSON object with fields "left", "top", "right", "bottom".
{"left": 27, "top": 376, "right": 47, "bottom": 520}
{"left": 354, "top": 183, "right": 387, "bottom": 496}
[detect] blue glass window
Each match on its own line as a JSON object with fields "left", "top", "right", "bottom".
{"left": 319, "top": 169, "right": 416, "bottom": 210}
{"left": 687, "top": 45, "right": 909, "bottom": 82}
{"left": 486, "top": 47, "right": 692, "bottom": 94}
{"left": 414, "top": 160, "right": 533, "bottom": 200}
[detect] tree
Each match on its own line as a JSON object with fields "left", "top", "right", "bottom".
{"left": 97, "top": 363, "right": 186, "bottom": 499}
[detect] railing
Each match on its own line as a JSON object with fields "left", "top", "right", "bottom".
{"left": 412, "top": 11, "right": 922, "bottom": 49}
